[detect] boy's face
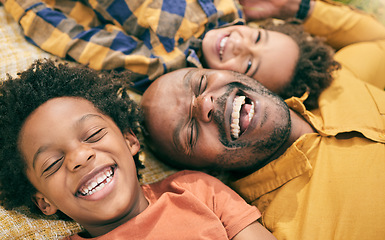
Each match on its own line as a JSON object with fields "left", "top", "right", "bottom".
{"left": 202, "top": 25, "right": 299, "bottom": 93}
{"left": 19, "top": 97, "right": 146, "bottom": 231}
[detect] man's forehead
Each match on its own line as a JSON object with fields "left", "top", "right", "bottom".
{"left": 181, "top": 68, "right": 196, "bottom": 88}
{"left": 152, "top": 69, "right": 192, "bottom": 102}
{"left": 160, "top": 68, "right": 197, "bottom": 88}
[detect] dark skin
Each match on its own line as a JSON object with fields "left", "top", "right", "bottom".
{"left": 201, "top": 0, "right": 336, "bottom": 111}
{"left": 141, "top": 68, "right": 314, "bottom": 172}
{"left": 20, "top": 97, "right": 148, "bottom": 237}
{"left": 0, "top": 59, "right": 277, "bottom": 239}
{"left": 19, "top": 96, "right": 277, "bottom": 239}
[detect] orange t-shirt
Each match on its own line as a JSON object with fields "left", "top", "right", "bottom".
{"left": 65, "top": 170, "right": 261, "bottom": 239}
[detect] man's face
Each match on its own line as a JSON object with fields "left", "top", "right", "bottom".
{"left": 141, "top": 68, "right": 291, "bottom": 171}
{"left": 202, "top": 25, "right": 299, "bottom": 93}
{"left": 19, "top": 97, "right": 145, "bottom": 230}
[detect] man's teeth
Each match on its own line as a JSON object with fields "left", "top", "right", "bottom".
{"left": 79, "top": 168, "right": 113, "bottom": 196}
{"left": 231, "top": 96, "right": 255, "bottom": 139}
{"left": 219, "top": 36, "right": 228, "bottom": 60}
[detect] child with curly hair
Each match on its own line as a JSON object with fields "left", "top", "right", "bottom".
{"left": 0, "top": 59, "right": 275, "bottom": 239}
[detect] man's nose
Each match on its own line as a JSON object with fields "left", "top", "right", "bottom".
{"left": 193, "top": 94, "right": 214, "bottom": 122}
{"left": 66, "top": 144, "right": 95, "bottom": 171}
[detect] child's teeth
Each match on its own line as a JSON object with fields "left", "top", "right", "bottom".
{"left": 79, "top": 168, "right": 113, "bottom": 196}
{"left": 219, "top": 36, "right": 228, "bottom": 60}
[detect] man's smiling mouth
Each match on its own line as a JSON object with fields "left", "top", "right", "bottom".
{"left": 230, "top": 95, "right": 254, "bottom": 139}
{"left": 77, "top": 166, "right": 114, "bottom": 197}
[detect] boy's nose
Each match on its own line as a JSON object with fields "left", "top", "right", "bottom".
{"left": 67, "top": 144, "right": 95, "bottom": 171}
{"left": 193, "top": 95, "right": 214, "bottom": 123}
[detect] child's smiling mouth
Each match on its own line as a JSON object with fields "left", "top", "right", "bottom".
{"left": 76, "top": 165, "right": 115, "bottom": 197}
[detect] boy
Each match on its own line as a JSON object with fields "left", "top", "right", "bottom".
{"left": 0, "top": 59, "right": 275, "bottom": 239}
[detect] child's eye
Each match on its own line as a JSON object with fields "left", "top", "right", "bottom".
{"left": 244, "top": 30, "right": 263, "bottom": 76}
{"left": 256, "top": 29, "right": 261, "bottom": 43}
{"left": 42, "top": 157, "right": 64, "bottom": 177}
{"left": 245, "top": 60, "right": 252, "bottom": 74}
{"left": 85, "top": 128, "right": 107, "bottom": 143}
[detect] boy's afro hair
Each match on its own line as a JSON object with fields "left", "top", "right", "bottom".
{"left": 0, "top": 59, "right": 143, "bottom": 212}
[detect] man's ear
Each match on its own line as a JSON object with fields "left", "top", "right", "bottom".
{"left": 32, "top": 192, "right": 58, "bottom": 215}
{"left": 124, "top": 130, "right": 140, "bottom": 155}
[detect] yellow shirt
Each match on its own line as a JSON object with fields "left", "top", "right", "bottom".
{"left": 304, "top": 0, "right": 385, "bottom": 90}
{"left": 231, "top": 1, "right": 385, "bottom": 239}
{"left": 232, "top": 70, "right": 385, "bottom": 240}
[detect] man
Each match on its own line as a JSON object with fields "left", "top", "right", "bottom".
{"left": 140, "top": 63, "right": 385, "bottom": 240}
{"left": 141, "top": 1, "right": 385, "bottom": 238}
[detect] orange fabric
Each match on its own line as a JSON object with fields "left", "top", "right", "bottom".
{"left": 64, "top": 171, "right": 261, "bottom": 239}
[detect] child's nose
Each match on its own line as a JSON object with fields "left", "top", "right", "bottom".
{"left": 230, "top": 36, "right": 251, "bottom": 57}
{"left": 66, "top": 144, "right": 95, "bottom": 171}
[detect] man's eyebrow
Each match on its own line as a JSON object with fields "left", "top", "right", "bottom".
{"left": 171, "top": 69, "right": 196, "bottom": 154}
{"left": 172, "top": 120, "right": 184, "bottom": 154}
{"left": 183, "top": 68, "right": 195, "bottom": 89}
{"left": 32, "top": 113, "right": 104, "bottom": 169}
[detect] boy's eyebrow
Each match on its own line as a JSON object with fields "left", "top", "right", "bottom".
{"left": 32, "top": 114, "right": 104, "bottom": 169}
{"left": 33, "top": 146, "right": 50, "bottom": 169}
{"left": 75, "top": 114, "right": 105, "bottom": 128}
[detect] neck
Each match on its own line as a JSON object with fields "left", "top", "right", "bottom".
{"left": 232, "top": 109, "right": 314, "bottom": 178}
{"left": 271, "top": 109, "right": 314, "bottom": 159}
{"left": 80, "top": 187, "right": 149, "bottom": 237}
{"left": 289, "top": 109, "right": 315, "bottom": 140}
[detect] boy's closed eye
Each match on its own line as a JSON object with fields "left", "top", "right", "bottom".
{"left": 42, "top": 156, "right": 64, "bottom": 177}
{"left": 84, "top": 127, "right": 107, "bottom": 143}
{"left": 40, "top": 127, "right": 108, "bottom": 178}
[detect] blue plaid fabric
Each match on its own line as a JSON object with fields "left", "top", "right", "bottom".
{"left": 5, "top": 0, "right": 243, "bottom": 91}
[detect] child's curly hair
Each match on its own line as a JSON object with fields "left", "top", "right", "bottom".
{"left": 261, "top": 19, "right": 341, "bottom": 110}
{"left": 0, "top": 59, "right": 144, "bottom": 212}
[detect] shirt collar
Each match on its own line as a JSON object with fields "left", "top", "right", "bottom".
{"left": 231, "top": 134, "right": 314, "bottom": 202}
{"left": 231, "top": 94, "right": 316, "bottom": 202}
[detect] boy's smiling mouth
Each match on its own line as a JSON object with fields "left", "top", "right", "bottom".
{"left": 76, "top": 165, "right": 115, "bottom": 197}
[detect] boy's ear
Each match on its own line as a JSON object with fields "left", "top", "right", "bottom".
{"left": 32, "top": 192, "right": 58, "bottom": 215}
{"left": 124, "top": 130, "right": 140, "bottom": 155}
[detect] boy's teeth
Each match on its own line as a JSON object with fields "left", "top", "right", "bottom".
{"left": 79, "top": 168, "right": 113, "bottom": 196}
{"left": 230, "top": 96, "right": 255, "bottom": 139}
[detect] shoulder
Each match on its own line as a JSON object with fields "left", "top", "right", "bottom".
{"left": 151, "top": 170, "right": 231, "bottom": 197}
{"left": 164, "top": 170, "right": 223, "bottom": 186}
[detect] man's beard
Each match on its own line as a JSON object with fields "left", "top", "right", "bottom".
{"left": 211, "top": 78, "right": 292, "bottom": 170}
